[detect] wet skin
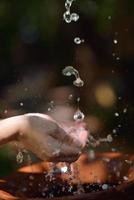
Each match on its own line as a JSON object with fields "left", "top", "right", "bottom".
{"left": 0, "top": 113, "right": 88, "bottom": 163}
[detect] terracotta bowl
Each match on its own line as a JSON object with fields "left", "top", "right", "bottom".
{"left": 0, "top": 152, "right": 134, "bottom": 200}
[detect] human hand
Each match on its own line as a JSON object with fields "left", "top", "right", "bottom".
{"left": 19, "top": 113, "right": 89, "bottom": 163}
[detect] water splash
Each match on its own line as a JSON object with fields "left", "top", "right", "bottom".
{"left": 63, "top": 0, "right": 79, "bottom": 23}
{"left": 61, "top": 165, "right": 68, "bottom": 173}
{"left": 16, "top": 150, "right": 23, "bottom": 163}
{"left": 62, "top": 66, "right": 85, "bottom": 123}
{"left": 87, "top": 134, "right": 113, "bottom": 148}
{"left": 99, "top": 134, "right": 113, "bottom": 143}
{"left": 62, "top": 66, "right": 84, "bottom": 87}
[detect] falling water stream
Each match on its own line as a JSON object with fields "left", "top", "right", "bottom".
{"left": 14, "top": 0, "right": 130, "bottom": 198}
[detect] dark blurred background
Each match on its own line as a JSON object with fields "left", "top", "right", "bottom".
{"left": 0, "top": 0, "right": 134, "bottom": 176}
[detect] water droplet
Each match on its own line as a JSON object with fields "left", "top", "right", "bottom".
{"left": 102, "top": 184, "right": 108, "bottom": 190}
{"left": 16, "top": 151, "right": 23, "bottom": 163}
{"left": 115, "top": 112, "right": 119, "bottom": 117}
{"left": 48, "top": 107, "right": 51, "bottom": 111}
{"left": 49, "top": 193, "right": 54, "bottom": 198}
{"left": 73, "top": 110, "right": 85, "bottom": 121}
{"left": 68, "top": 94, "right": 73, "bottom": 100}
{"left": 62, "top": 66, "right": 75, "bottom": 76}
{"left": 63, "top": 11, "right": 71, "bottom": 23}
{"left": 123, "top": 108, "right": 127, "bottom": 113}
{"left": 71, "top": 13, "right": 79, "bottom": 22}
{"left": 20, "top": 102, "right": 24, "bottom": 106}
{"left": 4, "top": 110, "right": 8, "bottom": 114}
{"left": 116, "top": 56, "right": 120, "bottom": 60}
{"left": 88, "top": 150, "right": 95, "bottom": 160}
{"left": 42, "top": 192, "right": 46, "bottom": 197}
{"left": 118, "top": 96, "right": 122, "bottom": 100}
{"left": 118, "top": 124, "right": 122, "bottom": 128}
{"left": 50, "top": 100, "right": 55, "bottom": 109}
{"left": 29, "top": 175, "right": 34, "bottom": 180}
{"left": 125, "top": 160, "right": 132, "bottom": 164}
{"left": 116, "top": 171, "right": 120, "bottom": 177}
{"left": 63, "top": 66, "right": 84, "bottom": 87}
{"left": 65, "top": 2, "right": 71, "bottom": 10}
{"left": 61, "top": 166, "right": 68, "bottom": 173}
{"left": 108, "top": 16, "right": 111, "bottom": 20}
{"left": 112, "top": 129, "right": 117, "bottom": 133}
{"left": 77, "top": 97, "right": 80, "bottom": 102}
{"left": 123, "top": 176, "right": 128, "bottom": 181}
{"left": 24, "top": 87, "right": 28, "bottom": 91}
{"left": 50, "top": 100, "right": 54, "bottom": 104}
{"left": 111, "top": 148, "right": 116, "bottom": 152}
{"left": 103, "top": 157, "right": 110, "bottom": 162}
{"left": 66, "top": 0, "right": 74, "bottom": 4}
{"left": 74, "top": 37, "right": 84, "bottom": 44}
{"left": 74, "top": 37, "right": 81, "bottom": 44}
{"left": 73, "top": 77, "right": 84, "bottom": 87}
{"left": 113, "top": 39, "right": 118, "bottom": 44}
{"left": 107, "top": 134, "right": 113, "bottom": 142}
